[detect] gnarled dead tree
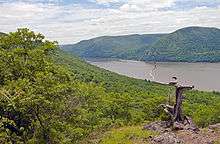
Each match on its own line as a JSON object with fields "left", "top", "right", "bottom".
{"left": 160, "top": 77, "right": 197, "bottom": 130}
{"left": 144, "top": 77, "right": 198, "bottom": 132}
{"left": 173, "top": 85, "right": 194, "bottom": 122}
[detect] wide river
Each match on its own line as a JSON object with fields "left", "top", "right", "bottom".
{"left": 87, "top": 59, "right": 220, "bottom": 92}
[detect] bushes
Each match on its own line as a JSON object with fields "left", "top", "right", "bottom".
{"left": 1, "top": 29, "right": 220, "bottom": 143}
{"left": 0, "top": 29, "right": 79, "bottom": 143}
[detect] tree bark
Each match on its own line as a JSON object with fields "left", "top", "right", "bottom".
{"left": 173, "top": 86, "right": 194, "bottom": 122}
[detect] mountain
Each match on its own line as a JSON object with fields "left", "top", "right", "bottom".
{"left": 142, "top": 26, "right": 220, "bottom": 62}
{"left": 62, "top": 26, "right": 220, "bottom": 62}
{"left": 1, "top": 29, "right": 220, "bottom": 143}
{"left": 61, "top": 34, "right": 166, "bottom": 59}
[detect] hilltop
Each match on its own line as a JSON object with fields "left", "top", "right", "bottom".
{"left": 143, "top": 26, "right": 220, "bottom": 62}
{"left": 62, "top": 26, "right": 220, "bottom": 62}
{"left": 61, "top": 34, "right": 166, "bottom": 60}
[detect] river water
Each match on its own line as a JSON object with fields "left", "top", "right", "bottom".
{"left": 88, "top": 59, "right": 220, "bottom": 92}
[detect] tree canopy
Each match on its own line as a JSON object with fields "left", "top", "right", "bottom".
{"left": 0, "top": 29, "right": 220, "bottom": 143}
{"left": 0, "top": 28, "right": 78, "bottom": 143}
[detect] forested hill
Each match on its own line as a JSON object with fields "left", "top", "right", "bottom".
{"left": 62, "top": 26, "right": 220, "bottom": 62}
{"left": 1, "top": 29, "right": 220, "bottom": 143}
{"left": 61, "top": 34, "right": 166, "bottom": 59}
{"left": 142, "top": 26, "right": 220, "bottom": 62}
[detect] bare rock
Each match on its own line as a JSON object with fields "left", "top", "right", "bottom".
{"left": 143, "top": 121, "right": 171, "bottom": 133}
{"left": 151, "top": 132, "right": 183, "bottom": 144}
{"left": 173, "top": 122, "right": 184, "bottom": 130}
{"left": 184, "top": 116, "right": 199, "bottom": 132}
{"left": 209, "top": 123, "right": 220, "bottom": 131}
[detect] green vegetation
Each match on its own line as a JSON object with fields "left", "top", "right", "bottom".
{"left": 61, "top": 34, "right": 165, "bottom": 60}
{"left": 99, "top": 126, "right": 156, "bottom": 144}
{"left": 0, "top": 29, "right": 220, "bottom": 143}
{"left": 62, "top": 26, "right": 220, "bottom": 62}
{"left": 0, "top": 29, "right": 77, "bottom": 143}
{"left": 184, "top": 90, "right": 220, "bottom": 127}
{"left": 144, "top": 26, "right": 220, "bottom": 62}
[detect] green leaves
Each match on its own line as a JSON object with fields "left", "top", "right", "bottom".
{"left": 0, "top": 28, "right": 72, "bottom": 143}
{"left": 1, "top": 28, "right": 220, "bottom": 143}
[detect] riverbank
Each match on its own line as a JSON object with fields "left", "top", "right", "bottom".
{"left": 88, "top": 59, "right": 220, "bottom": 92}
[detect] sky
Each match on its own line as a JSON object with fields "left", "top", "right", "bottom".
{"left": 0, "top": 0, "right": 220, "bottom": 44}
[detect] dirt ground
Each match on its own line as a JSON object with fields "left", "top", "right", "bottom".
{"left": 176, "top": 128, "right": 220, "bottom": 144}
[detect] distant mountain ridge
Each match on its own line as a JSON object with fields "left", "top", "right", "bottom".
{"left": 62, "top": 26, "right": 220, "bottom": 62}
{"left": 143, "top": 26, "right": 220, "bottom": 62}
{"left": 61, "top": 34, "right": 166, "bottom": 59}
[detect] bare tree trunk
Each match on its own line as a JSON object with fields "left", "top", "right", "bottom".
{"left": 159, "top": 78, "right": 196, "bottom": 130}
{"left": 173, "top": 86, "right": 194, "bottom": 123}
{"left": 174, "top": 87, "right": 183, "bottom": 122}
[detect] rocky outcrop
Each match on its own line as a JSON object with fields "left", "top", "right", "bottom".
{"left": 144, "top": 122, "right": 220, "bottom": 144}
{"left": 151, "top": 132, "right": 183, "bottom": 144}
{"left": 143, "top": 121, "right": 171, "bottom": 132}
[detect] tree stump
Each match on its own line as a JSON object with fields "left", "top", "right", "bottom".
{"left": 173, "top": 85, "right": 194, "bottom": 122}
{"left": 161, "top": 77, "right": 197, "bottom": 130}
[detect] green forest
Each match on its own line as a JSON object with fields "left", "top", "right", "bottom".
{"left": 0, "top": 29, "right": 220, "bottom": 143}
{"left": 62, "top": 26, "right": 220, "bottom": 62}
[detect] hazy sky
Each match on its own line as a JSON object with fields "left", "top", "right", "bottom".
{"left": 1, "top": 0, "right": 220, "bottom": 44}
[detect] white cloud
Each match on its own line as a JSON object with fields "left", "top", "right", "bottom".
{"left": 96, "top": 0, "right": 119, "bottom": 4}
{"left": 119, "top": 0, "right": 176, "bottom": 12}
{"left": 120, "top": 4, "right": 141, "bottom": 12}
{"left": 0, "top": 1, "right": 220, "bottom": 44}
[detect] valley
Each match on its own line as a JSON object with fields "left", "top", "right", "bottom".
{"left": 1, "top": 28, "right": 220, "bottom": 143}
{"left": 88, "top": 59, "right": 220, "bottom": 91}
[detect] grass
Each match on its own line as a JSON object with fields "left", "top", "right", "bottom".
{"left": 100, "top": 126, "right": 157, "bottom": 144}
